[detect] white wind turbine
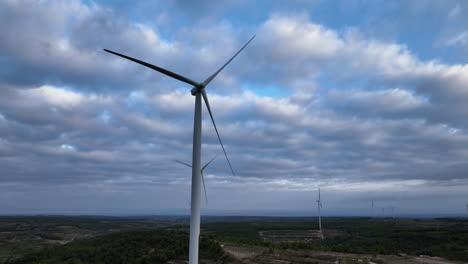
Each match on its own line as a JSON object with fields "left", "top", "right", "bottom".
{"left": 104, "top": 36, "right": 255, "bottom": 264}
{"left": 176, "top": 156, "right": 217, "bottom": 205}
{"left": 316, "top": 187, "right": 323, "bottom": 239}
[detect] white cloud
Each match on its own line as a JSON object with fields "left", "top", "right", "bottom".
{"left": 60, "top": 144, "right": 76, "bottom": 151}
{"left": 447, "top": 3, "right": 461, "bottom": 19}
{"left": 329, "top": 88, "right": 427, "bottom": 112}
{"left": 444, "top": 31, "right": 468, "bottom": 47}
{"left": 255, "top": 95, "right": 302, "bottom": 119}
{"left": 29, "top": 85, "right": 84, "bottom": 108}
{"left": 261, "top": 14, "right": 343, "bottom": 59}
{"left": 15, "top": 85, "right": 111, "bottom": 110}
{"left": 1, "top": 1, "right": 468, "bottom": 215}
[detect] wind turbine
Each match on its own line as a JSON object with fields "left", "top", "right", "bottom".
{"left": 104, "top": 36, "right": 255, "bottom": 264}
{"left": 176, "top": 156, "right": 217, "bottom": 204}
{"left": 316, "top": 187, "right": 323, "bottom": 239}
{"left": 371, "top": 200, "right": 374, "bottom": 218}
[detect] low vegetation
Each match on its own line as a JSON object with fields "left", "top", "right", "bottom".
{"left": 7, "top": 229, "right": 228, "bottom": 264}
{"left": 1, "top": 216, "right": 467, "bottom": 263}
{"left": 202, "top": 217, "right": 468, "bottom": 262}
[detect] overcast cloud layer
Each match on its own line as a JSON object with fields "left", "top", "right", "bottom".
{"left": 1, "top": 0, "right": 468, "bottom": 216}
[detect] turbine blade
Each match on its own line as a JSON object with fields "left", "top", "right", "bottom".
{"left": 175, "top": 160, "right": 192, "bottom": 168}
{"left": 201, "top": 90, "right": 235, "bottom": 176}
{"left": 176, "top": 159, "right": 205, "bottom": 202}
{"left": 201, "top": 171, "right": 208, "bottom": 204}
{"left": 202, "top": 35, "right": 255, "bottom": 86}
{"left": 202, "top": 155, "right": 218, "bottom": 171}
{"left": 103, "top": 49, "right": 200, "bottom": 87}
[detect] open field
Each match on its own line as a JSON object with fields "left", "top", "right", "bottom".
{"left": 258, "top": 229, "right": 323, "bottom": 243}
{"left": 222, "top": 244, "right": 462, "bottom": 264}
{"left": 0, "top": 216, "right": 467, "bottom": 263}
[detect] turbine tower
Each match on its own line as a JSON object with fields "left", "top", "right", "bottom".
{"left": 104, "top": 36, "right": 254, "bottom": 264}
{"left": 317, "top": 187, "right": 323, "bottom": 239}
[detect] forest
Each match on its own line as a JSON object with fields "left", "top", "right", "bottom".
{"left": 1, "top": 216, "right": 467, "bottom": 263}
{"left": 8, "top": 229, "right": 228, "bottom": 264}
{"left": 202, "top": 217, "right": 468, "bottom": 262}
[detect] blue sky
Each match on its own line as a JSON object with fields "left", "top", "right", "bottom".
{"left": 0, "top": 0, "right": 468, "bottom": 216}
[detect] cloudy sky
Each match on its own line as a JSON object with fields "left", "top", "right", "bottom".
{"left": 1, "top": 0, "right": 468, "bottom": 216}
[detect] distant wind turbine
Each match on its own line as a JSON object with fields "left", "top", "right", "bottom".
{"left": 316, "top": 187, "right": 323, "bottom": 239}
{"left": 104, "top": 35, "right": 255, "bottom": 264}
{"left": 371, "top": 200, "right": 374, "bottom": 218}
{"left": 176, "top": 156, "right": 217, "bottom": 204}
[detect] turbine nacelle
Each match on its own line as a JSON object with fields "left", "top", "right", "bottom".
{"left": 191, "top": 84, "right": 206, "bottom": 96}
{"left": 103, "top": 34, "right": 257, "bottom": 177}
